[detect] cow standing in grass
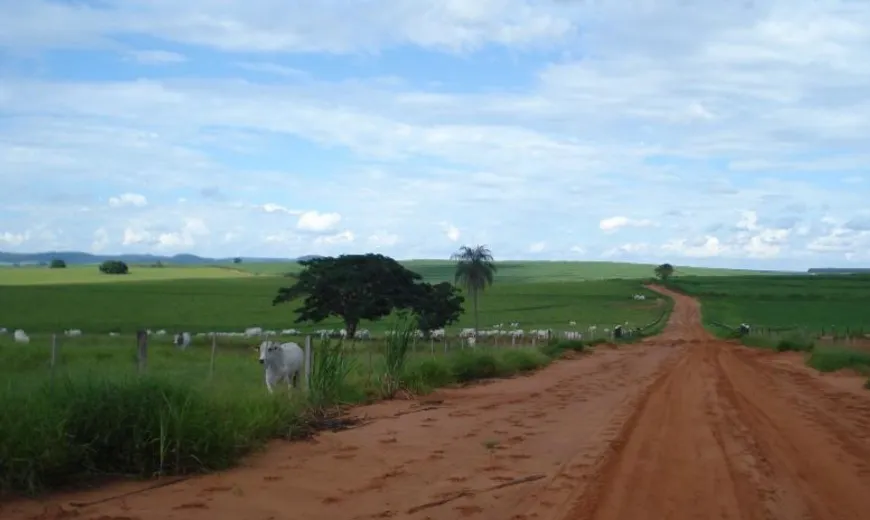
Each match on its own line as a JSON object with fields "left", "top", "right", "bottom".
{"left": 174, "top": 332, "right": 191, "bottom": 350}
{"left": 257, "top": 340, "right": 304, "bottom": 394}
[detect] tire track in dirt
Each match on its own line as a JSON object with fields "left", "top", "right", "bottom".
{"left": 560, "top": 285, "right": 870, "bottom": 520}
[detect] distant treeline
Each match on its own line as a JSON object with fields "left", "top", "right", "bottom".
{"left": 807, "top": 268, "right": 870, "bottom": 274}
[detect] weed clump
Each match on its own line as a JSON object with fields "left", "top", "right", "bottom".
{"left": 775, "top": 334, "right": 815, "bottom": 353}
{"left": 806, "top": 347, "right": 870, "bottom": 373}
{"left": 0, "top": 373, "right": 305, "bottom": 496}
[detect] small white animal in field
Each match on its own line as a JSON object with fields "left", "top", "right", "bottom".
{"left": 257, "top": 341, "right": 304, "bottom": 394}
{"left": 174, "top": 332, "right": 191, "bottom": 349}
{"left": 13, "top": 329, "right": 29, "bottom": 344}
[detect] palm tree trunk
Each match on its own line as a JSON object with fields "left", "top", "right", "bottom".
{"left": 472, "top": 289, "right": 479, "bottom": 334}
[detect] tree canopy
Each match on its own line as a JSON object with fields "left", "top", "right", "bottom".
{"left": 414, "top": 282, "right": 465, "bottom": 337}
{"left": 272, "top": 253, "right": 433, "bottom": 338}
{"left": 49, "top": 259, "right": 66, "bottom": 269}
{"left": 99, "top": 260, "right": 129, "bottom": 275}
{"left": 451, "top": 245, "right": 497, "bottom": 331}
{"left": 654, "top": 263, "right": 674, "bottom": 281}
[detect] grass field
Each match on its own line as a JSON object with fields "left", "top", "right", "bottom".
{"left": 669, "top": 275, "right": 870, "bottom": 335}
{"left": 0, "top": 265, "right": 252, "bottom": 285}
{"left": 0, "top": 277, "right": 667, "bottom": 334}
{"left": 227, "top": 259, "right": 785, "bottom": 281}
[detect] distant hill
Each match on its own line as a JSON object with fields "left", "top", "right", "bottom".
{"left": 807, "top": 267, "right": 870, "bottom": 274}
{"left": 0, "top": 250, "right": 313, "bottom": 266}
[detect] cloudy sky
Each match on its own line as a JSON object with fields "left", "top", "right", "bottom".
{"left": 1, "top": 0, "right": 868, "bottom": 270}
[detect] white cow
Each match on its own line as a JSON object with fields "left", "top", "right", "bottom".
{"left": 173, "top": 332, "right": 191, "bottom": 349}
{"left": 258, "top": 340, "right": 305, "bottom": 394}
{"left": 13, "top": 329, "right": 29, "bottom": 344}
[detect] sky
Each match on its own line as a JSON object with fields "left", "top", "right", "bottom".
{"left": 0, "top": 0, "right": 868, "bottom": 271}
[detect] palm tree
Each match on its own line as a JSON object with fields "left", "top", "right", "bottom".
{"left": 451, "top": 245, "right": 497, "bottom": 332}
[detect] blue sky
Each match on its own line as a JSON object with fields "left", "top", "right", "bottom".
{"left": 1, "top": 0, "right": 868, "bottom": 270}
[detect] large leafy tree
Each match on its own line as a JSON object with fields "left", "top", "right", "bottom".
{"left": 414, "top": 282, "right": 465, "bottom": 338}
{"left": 272, "top": 253, "right": 424, "bottom": 338}
{"left": 654, "top": 263, "right": 675, "bottom": 281}
{"left": 451, "top": 245, "right": 497, "bottom": 332}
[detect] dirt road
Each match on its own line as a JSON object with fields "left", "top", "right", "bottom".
{"left": 5, "top": 286, "right": 870, "bottom": 520}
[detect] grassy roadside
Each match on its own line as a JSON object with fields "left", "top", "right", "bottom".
{"left": 0, "top": 321, "right": 616, "bottom": 498}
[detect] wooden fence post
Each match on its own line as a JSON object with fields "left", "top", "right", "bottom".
{"left": 210, "top": 334, "right": 217, "bottom": 379}
{"left": 50, "top": 334, "right": 58, "bottom": 387}
{"left": 136, "top": 329, "right": 148, "bottom": 375}
{"left": 304, "top": 335, "right": 312, "bottom": 391}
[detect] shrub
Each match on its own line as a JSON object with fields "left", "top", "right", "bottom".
{"left": 450, "top": 350, "right": 500, "bottom": 382}
{"left": 806, "top": 347, "right": 870, "bottom": 373}
{"left": 775, "top": 334, "right": 814, "bottom": 353}
{"left": 49, "top": 259, "right": 66, "bottom": 269}
{"left": 540, "top": 339, "right": 587, "bottom": 358}
{"left": 402, "top": 358, "right": 455, "bottom": 393}
{"left": 99, "top": 260, "right": 129, "bottom": 275}
{"left": 500, "top": 349, "right": 550, "bottom": 373}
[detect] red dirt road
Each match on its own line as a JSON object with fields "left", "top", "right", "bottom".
{"left": 5, "top": 286, "right": 870, "bottom": 520}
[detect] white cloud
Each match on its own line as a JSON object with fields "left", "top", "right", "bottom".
{"left": 108, "top": 193, "right": 147, "bottom": 208}
{"left": 296, "top": 211, "right": 341, "bottom": 233}
{"left": 1, "top": 0, "right": 869, "bottom": 269}
{"left": 442, "top": 223, "right": 461, "bottom": 242}
{"left": 261, "top": 203, "right": 300, "bottom": 215}
{"left": 368, "top": 232, "right": 399, "bottom": 247}
{"left": 662, "top": 236, "right": 726, "bottom": 258}
{"left": 128, "top": 50, "right": 187, "bottom": 65}
{"left": 314, "top": 230, "right": 354, "bottom": 246}
{"left": 599, "top": 216, "right": 656, "bottom": 232}
{"left": 91, "top": 228, "right": 110, "bottom": 252}
{"left": 121, "top": 218, "right": 210, "bottom": 250}
{"left": 0, "top": 231, "right": 28, "bottom": 247}
{"left": 528, "top": 241, "right": 546, "bottom": 253}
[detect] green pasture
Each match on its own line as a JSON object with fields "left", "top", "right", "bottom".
{"left": 0, "top": 278, "right": 666, "bottom": 334}
{"left": 0, "top": 265, "right": 251, "bottom": 286}
{"left": 227, "top": 259, "right": 779, "bottom": 282}
{"left": 670, "top": 275, "right": 870, "bottom": 335}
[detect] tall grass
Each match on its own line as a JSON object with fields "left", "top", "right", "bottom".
{"left": 380, "top": 314, "right": 416, "bottom": 398}
{"left": 0, "top": 370, "right": 306, "bottom": 496}
{"left": 307, "top": 338, "right": 357, "bottom": 411}
{"left": 806, "top": 346, "right": 870, "bottom": 373}
{"left": 0, "top": 331, "right": 604, "bottom": 497}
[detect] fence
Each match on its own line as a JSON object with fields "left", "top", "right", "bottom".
{"left": 1, "top": 320, "right": 669, "bottom": 398}
{"left": 708, "top": 321, "right": 870, "bottom": 343}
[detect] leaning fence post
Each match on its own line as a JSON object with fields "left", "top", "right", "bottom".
{"left": 209, "top": 334, "right": 217, "bottom": 379}
{"left": 50, "top": 334, "right": 58, "bottom": 387}
{"left": 136, "top": 329, "right": 148, "bottom": 375}
{"left": 304, "top": 335, "right": 312, "bottom": 391}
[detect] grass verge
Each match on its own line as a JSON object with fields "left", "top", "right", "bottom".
{"left": 806, "top": 346, "right": 870, "bottom": 374}
{"left": 0, "top": 334, "right": 601, "bottom": 497}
